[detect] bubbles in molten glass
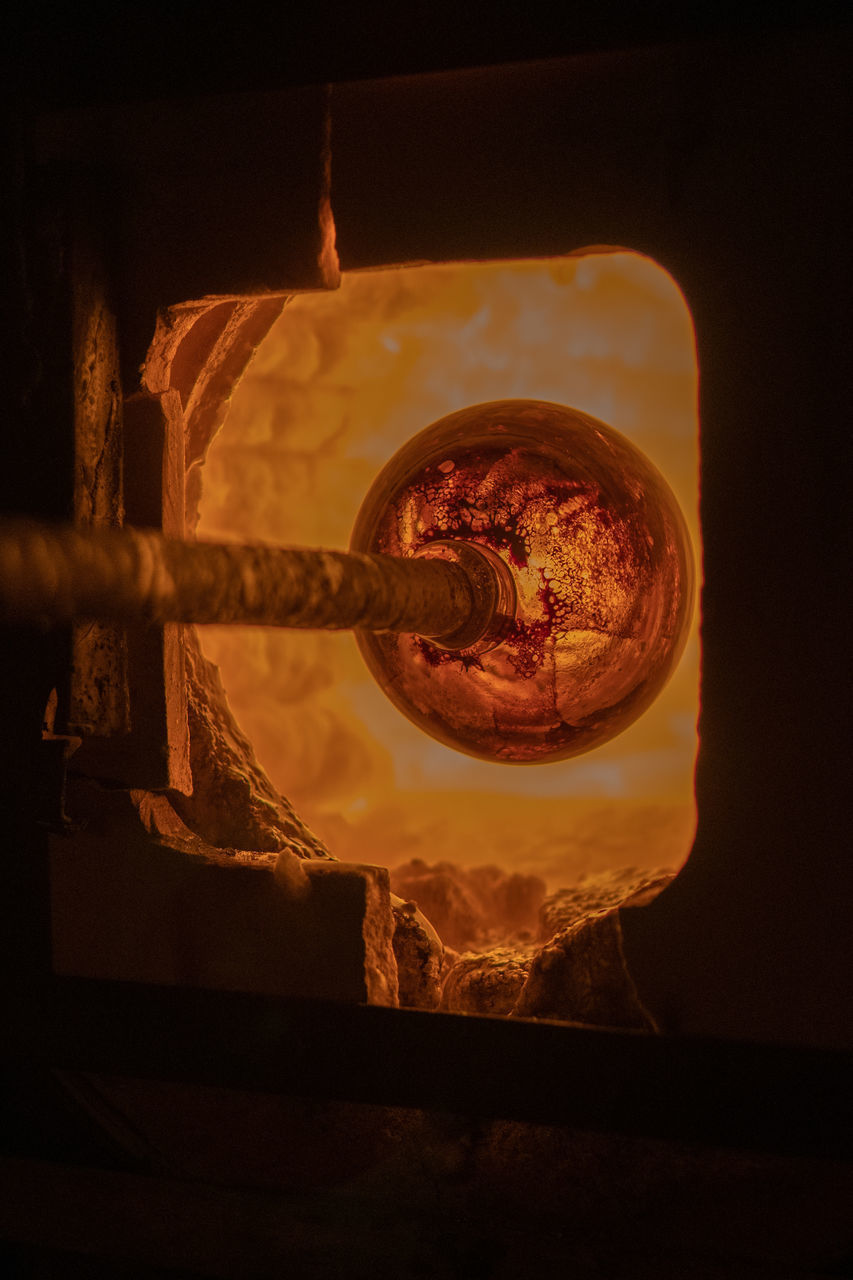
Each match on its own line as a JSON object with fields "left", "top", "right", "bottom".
{"left": 351, "top": 399, "right": 694, "bottom": 764}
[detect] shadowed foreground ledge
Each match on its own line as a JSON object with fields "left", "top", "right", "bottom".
{"left": 7, "top": 975, "right": 853, "bottom": 1162}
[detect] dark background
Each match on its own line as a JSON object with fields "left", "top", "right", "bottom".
{"left": 2, "top": 5, "right": 852, "bottom": 1275}
{"left": 5, "top": 1, "right": 852, "bottom": 106}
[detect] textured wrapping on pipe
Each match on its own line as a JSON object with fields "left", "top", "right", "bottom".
{"left": 0, "top": 520, "right": 476, "bottom": 638}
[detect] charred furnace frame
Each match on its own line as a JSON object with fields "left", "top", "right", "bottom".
{"left": 3, "top": 20, "right": 852, "bottom": 1186}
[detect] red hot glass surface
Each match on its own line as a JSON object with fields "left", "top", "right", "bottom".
{"left": 351, "top": 399, "right": 694, "bottom": 763}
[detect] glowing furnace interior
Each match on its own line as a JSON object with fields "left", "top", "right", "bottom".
{"left": 196, "top": 253, "right": 699, "bottom": 913}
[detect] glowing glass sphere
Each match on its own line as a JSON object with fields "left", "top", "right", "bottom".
{"left": 351, "top": 400, "right": 694, "bottom": 763}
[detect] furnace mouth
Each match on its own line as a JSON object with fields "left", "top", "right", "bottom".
{"left": 48, "top": 251, "right": 700, "bottom": 1023}
{"left": 193, "top": 253, "right": 700, "bottom": 940}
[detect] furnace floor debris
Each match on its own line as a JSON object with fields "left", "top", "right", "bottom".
{"left": 391, "top": 859, "right": 675, "bottom": 1022}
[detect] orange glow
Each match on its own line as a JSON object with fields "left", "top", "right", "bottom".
{"left": 197, "top": 255, "right": 699, "bottom": 888}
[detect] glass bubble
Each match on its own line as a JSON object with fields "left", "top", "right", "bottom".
{"left": 351, "top": 400, "right": 694, "bottom": 764}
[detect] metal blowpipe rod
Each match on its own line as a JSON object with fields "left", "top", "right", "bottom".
{"left": 0, "top": 519, "right": 509, "bottom": 651}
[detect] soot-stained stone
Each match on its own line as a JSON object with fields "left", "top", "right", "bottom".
{"left": 441, "top": 946, "right": 534, "bottom": 1016}
{"left": 538, "top": 868, "right": 675, "bottom": 942}
{"left": 513, "top": 909, "right": 657, "bottom": 1030}
{"left": 170, "top": 628, "right": 331, "bottom": 858}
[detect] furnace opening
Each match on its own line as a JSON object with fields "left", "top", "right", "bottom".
{"left": 195, "top": 253, "right": 699, "bottom": 967}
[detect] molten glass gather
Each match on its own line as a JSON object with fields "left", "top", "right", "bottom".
{"left": 351, "top": 399, "right": 694, "bottom": 763}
